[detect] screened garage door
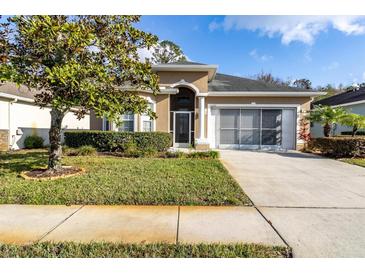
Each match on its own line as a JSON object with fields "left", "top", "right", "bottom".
{"left": 217, "top": 108, "right": 296, "bottom": 150}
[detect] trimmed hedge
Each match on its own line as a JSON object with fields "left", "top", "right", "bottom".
{"left": 64, "top": 131, "right": 172, "bottom": 152}
{"left": 308, "top": 137, "right": 365, "bottom": 158}
{"left": 341, "top": 131, "right": 365, "bottom": 136}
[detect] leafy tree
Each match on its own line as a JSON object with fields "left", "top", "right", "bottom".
{"left": 1, "top": 16, "right": 159, "bottom": 171}
{"left": 313, "top": 84, "right": 345, "bottom": 102}
{"left": 254, "top": 71, "right": 290, "bottom": 87}
{"left": 339, "top": 113, "right": 365, "bottom": 136}
{"left": 293, "top": 78, "right": 312, "bottom": 89}
{"left": 151, "top": 40, "right": 187, "bottom": 64}
{"left": 308, "top": 105, "right": 348, "bottom": 137}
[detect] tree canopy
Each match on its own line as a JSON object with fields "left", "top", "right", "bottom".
{"left": 339, "top": 113, "right": 365, "bottom": 136}
{"left": 308, "top": 105, "right": 348, "bottom": 137}
{"left": 293, "top": 78, "right": 312, "bottom": 89}
{"left": 151, "top": 40, "right": 187, "bottom": 64}
{"left": 1, "top": 15, "right": 160, "bottom": 170}
{"left": 253, "top": 71, "right": 291, "bottom": 87}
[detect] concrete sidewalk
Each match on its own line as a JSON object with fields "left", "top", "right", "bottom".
{"left": 0, "top": 204, "right": 286, "bottom": 247}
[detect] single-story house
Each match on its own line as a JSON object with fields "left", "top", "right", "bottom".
{"left": 0, "top": 83, "right": 90, "bottom": 150}
{"left": 91, "top": 61, "right": 324, "bottom": 150}
{"left": 311, "top": 86, "right": 365, "bottom": 137}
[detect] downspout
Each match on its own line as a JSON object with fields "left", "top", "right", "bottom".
{"left": 8, "top": 98, "right": 17, "bottom": 150}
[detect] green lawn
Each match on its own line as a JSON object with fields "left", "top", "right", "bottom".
{"left": 340, "top": 158, "right": 365, "bottom": 168}
{"left": 0, "top": 150, "right": 250, "bottom": 206}
{"left": 0, "top": 242, "right": 290, "bottom": 258}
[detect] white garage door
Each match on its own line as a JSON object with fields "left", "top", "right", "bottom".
{"left": 217, "top": 108, "right": 296, "bottom": 150}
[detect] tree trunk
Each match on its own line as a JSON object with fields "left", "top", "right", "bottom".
{"left": 323, "top": 123, "right": 331, "bottom": 137}
{"left": 352, "top": 126, "right": 358, "bottom": 137}
{"left": 48, "top": 108, "right": 65, "bottom": 171}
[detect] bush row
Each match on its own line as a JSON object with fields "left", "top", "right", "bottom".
{"left": 308, "top": 137, "right": 365, "bottom": 158}
{"left": 164, "top": 150, "right": 219, "bottom": 159}
{"left": 341, "top": 131, "right": 365, "bottom": 136}
{"left": 64, "top": 131, "right": 172, "bottom": 152}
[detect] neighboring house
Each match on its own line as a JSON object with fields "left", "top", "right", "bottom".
{"left": 311, "top": 87, "right": 365, "bottom": 137}
{"left": 0, "top": 83, "right": 90, "bottom": 150}
{"left": 91, "top": 61, "right": 324, "bottom": 150}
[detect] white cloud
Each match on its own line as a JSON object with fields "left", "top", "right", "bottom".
{"left": 322, "top": 61, "right": 339, "bottom": 71}
{"left": 209, "top": 20, "right": 220, "bottom": 32}
{"left": 249, "top": 49, "right": 272, "bottom": 62}
{"left": 210, "top": 16, "right": 365, "bottom": 45}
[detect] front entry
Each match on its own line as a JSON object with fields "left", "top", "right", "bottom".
{"left": 173, "top": 111, "right": 192, "bottom": 147}
{"left": 170, "top": 87, "right": 195, "bottom": 148}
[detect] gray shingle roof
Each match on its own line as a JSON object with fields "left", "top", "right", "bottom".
{"left": 208, "top": 73, "right": 311, "bottom": 92}
{"left": 314, "top": 87, "right": 365, "bottom": 106}
{"left": 0, "top": 82, "right": 38, "bottom": 99}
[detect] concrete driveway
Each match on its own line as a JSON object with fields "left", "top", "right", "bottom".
{"left": 220, "top": 150, "right": 365, "bottom": 257}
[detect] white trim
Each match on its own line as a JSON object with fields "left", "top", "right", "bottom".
{"left": 198, "top": 96, "right": 205, "bottom": 140}
{"left": 0, "top": 92, "right": 33, "bottom": 103}
{"left": 209, "top": 103, "right": 300, "bottom": 108}
{"left": 207, "top": 91, "right": 326, "bottom": 97}
{"left": 330, "top": 99, "right": 365, "bottom": 108}
{"left": 171, "top": 80, "right": 200, "bottom": 95}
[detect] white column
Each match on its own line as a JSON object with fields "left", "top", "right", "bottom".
{"left": 198, "top": 96, "right": 205, "bottom": 140}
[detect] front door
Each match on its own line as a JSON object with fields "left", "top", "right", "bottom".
{"left": 174, "top": 112, "right": 191, "bottom": 147}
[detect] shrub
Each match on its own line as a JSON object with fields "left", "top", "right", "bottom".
{"left": 341, "top": 131, "right": 365, "bottom": 136}
{"left": 308, "top": 137, "right": 365, "bottom": 158}
{"left": 188, "top": 150, "right": 220, "bottom": 159}
{"left": 77, "top": 145, "right": 97, "bottom": 156}
{"left": 164, "top": 151, "right": 185, "bottom": 158}
{"left": 162, "top": 150, "right": 219, "bottom": 159}
{"left": 63, "top": 145, "right": 97, "bottom": 156}
{"left": 64, "top": 131, "right": 172, "bottom": 152}
{"left": 24, "top": 135, "right": 44, "bottom": 149}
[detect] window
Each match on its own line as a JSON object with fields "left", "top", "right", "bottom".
{"left": 119, "top": 112, "right": 134, "bottom": 132}
{"left": 102, "top": 117, "right": 110, "bottom": 131}
{"left": 143, "top": 121, "right": 152, "bottom": 132}
{"left": 141, "top": 102, "right": 154, "bottom": 132}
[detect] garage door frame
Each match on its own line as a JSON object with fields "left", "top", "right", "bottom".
{"left": 207, "top": 104, "right": 299, "bottom": 150}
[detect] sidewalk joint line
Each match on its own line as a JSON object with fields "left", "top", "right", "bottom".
{"left": 176, "top": 206, "right": 180, "bottom": 244}
{"left": 35, "top": 205, "right": 84, "bottom": 243}
{"left": 245, "top": 194, "right": 293, "bottom": 257}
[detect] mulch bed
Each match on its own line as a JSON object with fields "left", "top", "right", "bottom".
{"left": 20, "top": 166, "right": 85, "bottom": 181}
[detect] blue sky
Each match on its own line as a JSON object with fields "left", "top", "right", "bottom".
{"left": 2, "top": 15, "right": 365, "bottom": 88}
{"left": 137, "top": 16, "right": 365, "bottom": 88}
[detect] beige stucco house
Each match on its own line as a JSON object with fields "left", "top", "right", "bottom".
{"left": 91, "top": 61, "right": 324, "bottom": 150}
{"left": 0, "top": 83, "right": 90, "bottom": 150}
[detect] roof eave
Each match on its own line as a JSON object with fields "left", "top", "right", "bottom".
{"left": 207, "top": 91, "right": 327, "bottom": 97}
{"left": 320, "top": 99, "right": 365, "bottom": 108}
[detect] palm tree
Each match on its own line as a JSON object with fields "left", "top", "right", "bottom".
{"left": 339, "top": 113, "right": 365, "bottom": 136}
{"left": 308, "top": 105, "right": 348, "bottom": 137}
